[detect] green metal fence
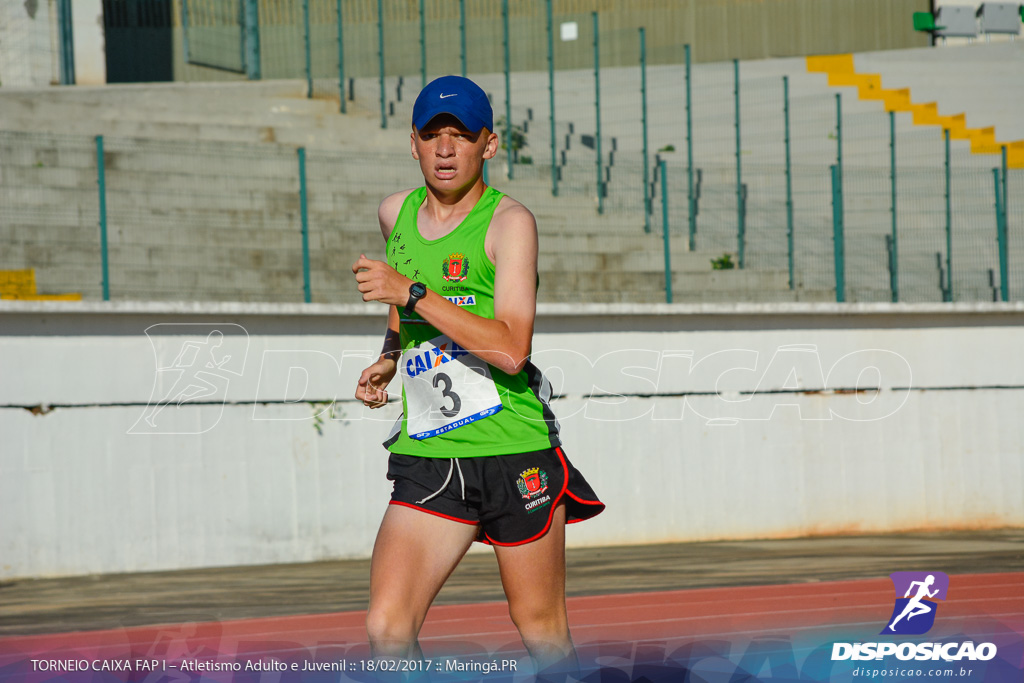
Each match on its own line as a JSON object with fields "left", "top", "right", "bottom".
{"left": 182, "top": 0, "right": 247, "bottom": 74}
{"left": 1, "top": 122, "right": 1019, "bottom": 305}
{"left": 2, "top": 0, "right": 1020, "bottom": 305}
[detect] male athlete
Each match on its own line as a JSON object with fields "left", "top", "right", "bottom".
{"left": 352, "top": 75, "right": 604, "bottom": 677}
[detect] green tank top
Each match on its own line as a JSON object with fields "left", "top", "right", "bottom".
{"left": 382, "top": 186, "right": 560, "bottom": 458}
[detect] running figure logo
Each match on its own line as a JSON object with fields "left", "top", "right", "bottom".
{"left": 881, "top": 571, "right": 950, "bottom": 635}
{"left": 130, "top": 324, "right": 249, "bottom": 435}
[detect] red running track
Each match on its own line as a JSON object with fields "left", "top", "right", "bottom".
{"left": 1, "top": 572, "right": 1021, "bottom": 675}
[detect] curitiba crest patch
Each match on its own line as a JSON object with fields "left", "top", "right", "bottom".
{"left": 442, "top": 253, "right": 469, "bottom": 282}
{"left": 517, "top": 467, "right": 549, "bottom": 499}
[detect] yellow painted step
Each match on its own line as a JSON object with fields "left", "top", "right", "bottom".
{"left": 0, "top": 269, "right": 36, "bottom": 297}
{"left": 0, "top": 268, "right": 82, "bottom": 300}
{"left": 968, "top": 127, "right": 997, "bottom": 152}
{"left": 882, "top": 88, "right": 912, "bottom": 112}
{"left": 805, "top": 54, "right": 1024, "bottom": 168}
{"left": 937, "top": 114, "right": 969, "bottom": 139}
{"left": 1007, "top": 141, "right": 1024, "bottom": 169}
{"left": 857, "top": 75, "right": 886, "bottom": 100}
{"left": 909, "top": 102, "right": 940, "bottom": 126}
{"left": 1, "top": 293, "right": 83, "bottom": 301}
{"left": 807, "top": 54, "right": 854, "bottom": 74}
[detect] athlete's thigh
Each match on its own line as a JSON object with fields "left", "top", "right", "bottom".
{"left": 492, "top": 502, "right": 568, "bottom": 615}
{"left": 369, "top": 504, "right": 480, "bottom": 623}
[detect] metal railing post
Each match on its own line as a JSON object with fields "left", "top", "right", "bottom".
{"left": 303, "top": 0, "right": 312, "bottom": 98}
{"left": 546, "top": 0, "right": 558, "bottom": 196}
{"left": 378, "top": 0, "right": 387, "bottom": 129}
{"left": 57, "top": 0, "right": 76, "bottom": 85}
{"left": 835, "top": 93, "right": 843, "bottom": 297}
{"left": 783, "top": 75, "right": 794, "bottom": 290}
{"left": 890, "top": 110, "right": 899, "bottom": 302}
{"left": 337, "top": 0, "right": 346, "bottom": 113}
{"left": 503, "top": 0, "right": 512, "bottom": 180}
{"left": 994, "top": 167, "right": 1009, "bottom": 302}
{"left": 420, "top": 0, "right": 427, "bottom": 87}
{"left": 460, "top": 0, "right": 467, "bottom": 78}
{"left": 661, "top": 159, "right": 673, "bottom": 303}
{"left": 96, "top": 136, "right": 109, "bottom": 301}
{"left": 836, "top": 93, "right": 843, "bottom": 176}
{"left": 298, "top": 148, "right": 312, "bottom": 303}
{"left": 831, "top": 164, "right": 845, "bottom": 303}
{"left": 734, "top": 58, "right": 744, "bottom": 267}
{"left": 182, "top": 0, "right": 192, "bottom": 64}
{"left": 594, "top": 12, "right": 603, "bottom": 214}
{"left": 244, "top": 0, "right": 261, "bottom": 80}
{"left": 641, "top": 28, "right": 650, "bottom": 232}
{"left": 685, "top": 44, "right": 695, "bottom": 251}
{"left": 944, "top": 128, "right": 953, "bottom": 301}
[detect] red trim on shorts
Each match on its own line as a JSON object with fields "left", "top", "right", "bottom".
{"left": 482, "top": 446, "right": 571, "bottom": 547}
{"left": 564, "top": 489, "right": 605, "bottom": 524}
{"left": 565, "top": 490, "right": 604, "bottom": 506}
{"left": 388, "top": 500, "right": 478, "bottom": 526}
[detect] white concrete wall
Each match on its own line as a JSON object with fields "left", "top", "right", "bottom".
{"left": 2, "top": 301, "right": 1023, "bottom": 579}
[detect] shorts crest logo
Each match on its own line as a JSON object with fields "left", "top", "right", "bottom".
{"left": 516, "top": 467, "right": 548, "bottom": 499}
{"left": 442, "top": 253, "right": 469, "bottom": 282}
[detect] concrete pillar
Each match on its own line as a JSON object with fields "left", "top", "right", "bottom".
{"left": 72, "top": 0, "right": 106, "bottom": 85}
{"left": 0, "top": 0, "right": 56, "bottom": 87}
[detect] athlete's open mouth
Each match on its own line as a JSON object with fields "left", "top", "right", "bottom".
{"left": 435, "top": 164, "right": 457, "bottom": 179}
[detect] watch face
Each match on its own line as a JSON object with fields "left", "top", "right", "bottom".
{"left": 411, "top": 282, "right": 427, "bottom": 297}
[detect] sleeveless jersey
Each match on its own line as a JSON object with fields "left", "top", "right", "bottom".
{"left": 383, "top": 186, "right": 561, "bottom": 458}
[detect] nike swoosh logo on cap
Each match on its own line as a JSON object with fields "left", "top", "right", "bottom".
{"left": 439, "top": 93, "right": 457, "bottom": 98}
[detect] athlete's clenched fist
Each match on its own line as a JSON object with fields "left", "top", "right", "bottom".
{"left": 352, "top": 254, "right": 412, "bottom": 307}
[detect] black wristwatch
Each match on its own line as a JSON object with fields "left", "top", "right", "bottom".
{"left": 404, "top": 281, "right": 427, "bottom": 316}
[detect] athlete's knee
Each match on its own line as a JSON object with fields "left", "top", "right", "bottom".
{"left": 365, "top": 606, "right": 420, "bottom": 654}
{"left": 507, "top": 602, "right": 569, "bottom": 643}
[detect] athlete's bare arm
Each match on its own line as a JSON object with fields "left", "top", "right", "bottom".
{"left": 352, "top": 195, "right": 538, "bottom": 376}
{"left": 376, "top": 189, "right": 415, "bottom": 241}
{"left": 353, "top": 191, "right": 416, "bottom": 408}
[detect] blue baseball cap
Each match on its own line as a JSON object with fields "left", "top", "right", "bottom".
{"left": 412, "top": 75, "right": 493, "bottom": 133}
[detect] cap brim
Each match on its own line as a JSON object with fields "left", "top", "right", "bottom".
{"left": 413, "top": 107, "right": 487, "bottom": 133}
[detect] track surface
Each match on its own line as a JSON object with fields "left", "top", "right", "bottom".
{"left": 1, "top": 531, "right": 1022, "bottom": 681}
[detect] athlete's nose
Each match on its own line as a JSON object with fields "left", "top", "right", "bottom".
{"left": 436, "top": 134, "right": 456, "bottom": 157}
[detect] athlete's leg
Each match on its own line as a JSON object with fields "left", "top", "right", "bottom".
{"left": 906, "top": 602, "right": 932, "bottom": 620}
{"left": 366, "top": 504, "right": 479, "bottom": 658}
{"left": 889, "top": 602, "right": 916, "bottom": 629}
{"left": 493, "top": 502, "right": 576, "bottom": 676}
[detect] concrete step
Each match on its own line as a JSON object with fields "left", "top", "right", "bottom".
{"left": 2, "top": 48, "right": 1015, "bottom": 306}
{"left": 855, "top": 43, "right": 1024, "bottom": 141}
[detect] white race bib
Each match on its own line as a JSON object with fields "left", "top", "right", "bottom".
{"left": 402, "top": 334, "right": 503, "bottom": 440}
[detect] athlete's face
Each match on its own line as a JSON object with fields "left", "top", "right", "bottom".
{"left": 411, "top": 114, "right": 498, "bottom": 193}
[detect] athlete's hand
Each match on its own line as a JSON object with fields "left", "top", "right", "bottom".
{"left": 352, "top": 255, "right": 413, "bottom": 306}
{"left": 356, "top": 357, "right": 397, "bottom": 408}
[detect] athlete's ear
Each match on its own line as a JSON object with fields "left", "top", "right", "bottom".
{"left": 483, "top": 130, "right": 499, "bottom": 161}
{"left": 410, "top": 129, "right": 420, "bottom": 160}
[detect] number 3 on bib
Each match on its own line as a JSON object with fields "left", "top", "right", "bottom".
{"left": 402, "top": 334, "right": 503, "bottom": 440}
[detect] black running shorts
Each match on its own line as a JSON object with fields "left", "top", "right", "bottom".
{"left": 386, "top": 446, "right": 605, "bottom": 546}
